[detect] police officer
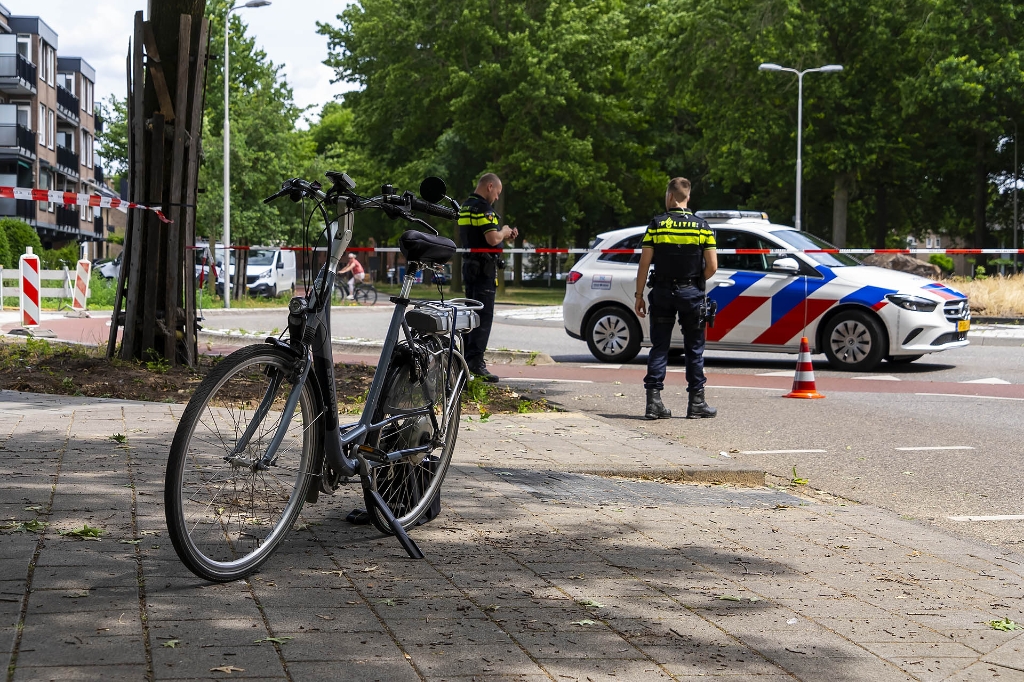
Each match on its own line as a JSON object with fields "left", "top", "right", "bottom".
{"left": 459, "top": 173, "right": 518, "bottom": 382}
{"left": 634, "top": 177, "right": 718, "bottom": 419}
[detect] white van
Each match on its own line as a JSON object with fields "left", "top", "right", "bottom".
{"left": 215, "top": 247, "right": 297, "bottom": 298}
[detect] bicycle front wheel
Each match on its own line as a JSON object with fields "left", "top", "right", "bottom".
{"left": 355, "top": 285, "right": 377, "bottom": 306}
{"left": 165, "top": 344, "right": 321, "bottom": 582}
{"left": 367, "top": 341, "right": 466, "bottom": 533}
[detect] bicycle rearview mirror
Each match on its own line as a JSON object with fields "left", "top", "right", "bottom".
{"left": 419, "top": 176, "right": 447, "bottom": 203}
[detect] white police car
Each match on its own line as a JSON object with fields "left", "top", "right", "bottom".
{"left": 563, "top": 211, "right": 970, "bottom": 371}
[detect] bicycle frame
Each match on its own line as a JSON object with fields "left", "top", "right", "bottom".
{"left": 236, "top": 197, "right": 472, "bottom": 556}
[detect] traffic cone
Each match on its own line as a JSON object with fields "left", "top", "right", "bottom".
{"left": 784, "top": 337, "right": 825, "bottom": 399}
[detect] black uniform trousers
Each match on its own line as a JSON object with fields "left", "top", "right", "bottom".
{"left": 463, "top": 258, "right": 496, "bottom": 370}
{"left": 643, "top": 283, "right": 707, "bottom": 394}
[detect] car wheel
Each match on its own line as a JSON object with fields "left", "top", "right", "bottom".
{"left": 585, "top": 306, "right": 641, "bottom": 363}
{"left": 887, "top": 354, "right": 923, "bottom": 365}
{"left": 270, "top": 285, "right": 278, "bottom": 298}
{"left": 822, "top": 310, "right": 886, "bottom": 371}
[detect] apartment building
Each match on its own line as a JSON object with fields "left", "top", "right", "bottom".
{"left": 0, "top": 3, "right": 109, "bottom": 256}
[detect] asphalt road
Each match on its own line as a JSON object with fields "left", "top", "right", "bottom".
{"left": 198, "top": 305, "right": 1024, "bottom": 551}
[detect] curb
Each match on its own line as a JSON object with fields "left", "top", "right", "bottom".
{"left": 579, "top": 466, "right": 766, "bottom": 487}
{"left": 197, "top": 331, "right": 556, "bottom": 366}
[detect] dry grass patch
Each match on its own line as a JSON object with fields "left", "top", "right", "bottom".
{"left": 943, "top": 274, "right": 1024, "bottom": 317}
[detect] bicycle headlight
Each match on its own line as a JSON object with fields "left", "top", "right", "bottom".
{"left": 885, "top": 293, "right": 938, "bottom": 312}
{"left": 288, "top": 297, "right": 307, "bottom": 315}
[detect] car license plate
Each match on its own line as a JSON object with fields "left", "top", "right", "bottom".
{"left": 957, "top": 320, "right": 970, "bottom": 332}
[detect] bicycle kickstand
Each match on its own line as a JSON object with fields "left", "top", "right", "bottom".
{"left": 365, "top": 488, "right": 425, "bottom": 560}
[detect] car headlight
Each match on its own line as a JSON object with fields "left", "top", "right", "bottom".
{"left": 885, "top": 294, "right": 938, "bottom": 312}
{"left": 258, "top": 269, "right": 273, "bottom": 281}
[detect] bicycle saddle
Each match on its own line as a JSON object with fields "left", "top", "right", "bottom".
{"left": 399, "top": 230, "right": 456, "bottom": 265}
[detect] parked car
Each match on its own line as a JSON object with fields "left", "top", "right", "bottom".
{"left": 98, "top": 253, "right": 122, "bottom": 280}
{"left": 562, "top": 211, "right": 971, "bottom": 371}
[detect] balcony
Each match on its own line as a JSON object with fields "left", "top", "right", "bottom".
{"left": 0, "top": 53, "right": 37, "bottom": 96}
{"left": 0, "top": 198, "right": 36, "bottom": 223}
{"left": 56, "top": 85, "right": 80, "bottom": 124}
{"left": 56, "top": 144, "right": 79, "bottom": 177}
{"left": 56, "top": 205, "right": 79, "bottom": 230}
{"left": 94, "top": 164, "right": 104, "bottom": 185}
{"left": 0, "top": 123, "right": 36, "bottom": 159}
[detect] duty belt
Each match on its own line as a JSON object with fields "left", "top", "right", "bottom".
{"left": 652, "top": 277, "right": 700, "bottom": 287}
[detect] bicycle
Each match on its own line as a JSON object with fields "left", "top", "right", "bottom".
{"left": 164, "top": 172, "right": 481, "bottom": 582}
{"left": 334, "top": 274, "right": 378, "bottom": 306}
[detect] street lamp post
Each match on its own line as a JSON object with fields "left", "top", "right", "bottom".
{"left": 1014, "top": 120, "right": 1019, "bottom": 274}
{"left": 758, "top": 62, "right": 843, "bottom": 231}
{"left": 223, "top": 0, "right": 270, "bottom": 308}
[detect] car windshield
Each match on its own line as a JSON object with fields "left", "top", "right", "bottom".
{"left": 770, "top": 230, "right": 861, "bottom": 267}
{"left": 248, "top": 250, "right": 276, "bottom": 266}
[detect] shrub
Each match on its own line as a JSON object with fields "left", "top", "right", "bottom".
{"left": 40, "top": 243, "right": 80, "bottom": 269}
{"left": 0, "top": 218, "right": 41, "bottom": 267}
{"left": 928, "top": 253, "right": 954, "bottom": 274}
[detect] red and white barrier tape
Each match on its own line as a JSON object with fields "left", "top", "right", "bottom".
{"left": 0, "top": 186, "right": 171, "bottom": 223}
{"left": 186, "top": 245, "right": 1024, "bottom": 256}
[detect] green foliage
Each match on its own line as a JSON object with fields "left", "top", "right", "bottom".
{"left": 96, "top": 95, "right": 129, "bottom": 182}
{"left": 929, "top": 253, "right": 954, "bottom": 274}
{"left": 39, "top": 243, "right": 80, "bottom": 270}
{"left": 0, "top": 216, "right": 11, "bottom": 270}
{"left": 1, "top": 218, "right": 41, "bottom": 266}
{"left": 107, "top": 234, "right": 124, "bottom": 246}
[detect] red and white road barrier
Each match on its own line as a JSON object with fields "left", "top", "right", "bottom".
{"left": 0, "top": 186, "right": 171, "bottom": 223}
{"left": 188, "top": 245, "right": 1024, "bottom": 256}
{"left": 71, "top": 259, "right": 91, "bottom": 311}
{"left": 19, "top": 247, "right": 41, "bottom": 328}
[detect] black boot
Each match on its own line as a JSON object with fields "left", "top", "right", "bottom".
{"left": 686, "top": 389, "right": 717, "bottom": 419}
{"left": 645, "top": 388, "right": 672, "bottom": 420}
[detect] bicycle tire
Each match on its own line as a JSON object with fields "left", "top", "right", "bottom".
{"left": 366, "top": 338, "right": 465, "bottom": 534}
{"left": 165, "top": 344, "right": 321, "bottom": 582}
{"left": 354, "top": 285, "right": 377, "bottom": 306}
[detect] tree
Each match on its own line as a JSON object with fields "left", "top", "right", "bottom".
{"left": 96, "top": 95, "right": 129, "bottom": 184}
{"left": 2, "top": 218, "right": 41, "bottom": 266}
{"left": 319, "top": 0, "right": 665, "bottom": 261}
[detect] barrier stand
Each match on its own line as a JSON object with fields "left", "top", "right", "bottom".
{"left": 15, "top": 247, "right": 42, "bottom": 336}
{"left": 66, "top": 259, "right": 92, "bottom": 318}
{"left": 784, "top": 337, "right": 826, "bottom": 399}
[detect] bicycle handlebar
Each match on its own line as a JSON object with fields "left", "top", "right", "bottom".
{"left": 264, "top": 174, "right": 457, "bottom": 223}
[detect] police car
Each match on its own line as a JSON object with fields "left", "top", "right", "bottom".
{"left": 562, "top": 211, "right": 970, "bottom": 371}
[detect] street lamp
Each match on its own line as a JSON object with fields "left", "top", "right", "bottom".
{"left": 759, "top": 62, "right": 843, "bottom": 231}
{"left": 1013, "top": 120, "right": 1019, "bottom": 274}
{"left": 223, "top": 0, "right": 271, "bottom": 308}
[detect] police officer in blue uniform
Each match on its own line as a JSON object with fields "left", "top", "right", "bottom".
{"left": 634, "top": 177, "right": 718, "bottom": 419}
{"left": 459, "top": 173, "right": 518, "bottom": 382}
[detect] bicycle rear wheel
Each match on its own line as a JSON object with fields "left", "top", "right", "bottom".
{"left": 165, "top": 344, "right": 321, "bottom": 582}
{"left": 354, "top": 285, "right": 377, "bottom": 306}
{"left": 367, "top": 339, "right": 465, "bottom": 533}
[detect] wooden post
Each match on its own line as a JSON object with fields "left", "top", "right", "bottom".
{"left": 120, "top": 12, "right": 147, "bottom": 361}
{"left": 183, "top": 18, "right": 210, "bottom": 367}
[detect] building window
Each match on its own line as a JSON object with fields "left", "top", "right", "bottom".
{"left": 82, "top": 79, "right": 93, "bottom": 115}
{"left": 39, "top": 41, "right": 55, "bottom": 86}
{"left": 38, "top": 104, "right": 44, "bottom": 144}
{"left": 15, "top": 103, "right": 30, "bottom": 128}
{"left": 81, "top": 130, "right": 93, "bottom": 168}
{"left": 926, "top": 237, "right": 932, "bottom": 248}
{"left": 16, "top": 35, "right": 31, "bottom": 61}
{"left": 935, "top": 237, "right": 941, "bottom": 249}
{"left": 60, "top": 72, "right": 75, "bottom": 94}
{"left": 47, "top": 109, "right": 55, "bottom": 149}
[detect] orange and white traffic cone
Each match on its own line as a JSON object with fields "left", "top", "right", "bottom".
{"left": 784, "top": 336, "right": 825, "bottom": 399}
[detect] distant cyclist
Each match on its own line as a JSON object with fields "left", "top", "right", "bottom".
{"left": 338, "top": 253, "right": 365, "bottom": 300}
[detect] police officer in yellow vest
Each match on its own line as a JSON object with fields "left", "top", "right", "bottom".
{"left": 459, "top": 173, "right": 518, "bottom": 382}
{"left": 634, "top": 177, "right": 718, "bottom": 419}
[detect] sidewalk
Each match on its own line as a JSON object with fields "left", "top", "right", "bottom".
{"left": 1, "top": 392, "right": 1023, "bottom": 681}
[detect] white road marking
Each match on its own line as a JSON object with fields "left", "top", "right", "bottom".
{"left": 502, "top": 378, "right": 593, "bottom": 384}
{"left": 737, "top": 449, "right": 827, "bottom": 455}
{"left": 916, "top": 392, "right": 1024, "bottom": 402}
{"left": 894, "top": 446, "right": 975, "bottom": 451}
{"left": 708, "top": 385, "right": 782, "bottom": 391}
{"left": 756, "top": 371, "right": 796, "bottom": 377}
{"left": 853, "top": 375, "right": 901, "bottom": 381}
{"left": 948, "top": 515, "right": 1024, "bottom": 522}
{"left": 582, "top": 364, "right": 621, "bottom": 369}
{"left": 959, "top": 377, "right": 1012, "bottom": 385}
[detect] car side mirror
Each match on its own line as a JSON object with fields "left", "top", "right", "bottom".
{"left": 772, "top": 257, "right": 800, "bottom": 275}
{"left": 276, "top": 259, "right": 284, "bottom": 269}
